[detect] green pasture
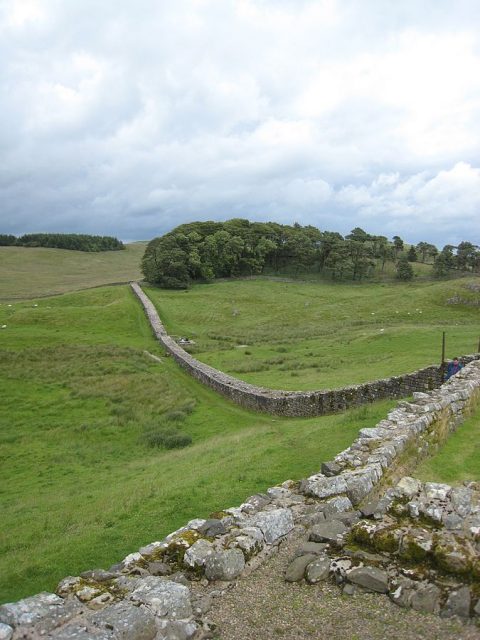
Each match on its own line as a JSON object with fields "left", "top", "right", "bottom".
{"left": 1, "top": 246, "right": 479, "bottom": 606}
{"left": 145, "top": 277, "right": 480, "bottom": 390}
{"left": 0, "top": 242, "right": 146, "bottom": 300}
{"left": 0, "top": 284, "right": 396, "bottom": 603}
{"left": 415, "top": 402, "right": 480, "bottom": 484}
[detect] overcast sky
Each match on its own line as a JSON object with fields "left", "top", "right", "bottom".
{"left": 1, "top": 0, "right": 480, "bottom": 246}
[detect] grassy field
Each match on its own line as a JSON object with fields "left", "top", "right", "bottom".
{"left": 0, "top": 283, "right": 397, "bottom": 603}
{"left": 0, "top": 242, "right": 146, "bottom": 300}
{"left": 145, "top": 277, "right": 480, "bottom": 390}
{"left": 1, "top": 246, "right": 479, "bottom": 605}
{"left": 415, "top": 402, "right": 480, "bottom": 484}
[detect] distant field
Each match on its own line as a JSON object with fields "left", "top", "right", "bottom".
{"left": 0, "top": 284, "right": 396, "bottom": 603}
{"left": 145, "top": 276, "right": 480, "bottom": 391}
{"left": 0, "top": 242, "right": 146, "bottom": 300}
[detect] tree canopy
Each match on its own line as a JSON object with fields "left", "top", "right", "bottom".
{"left": 0, "top": 233, "right": 124, "bottom": 252}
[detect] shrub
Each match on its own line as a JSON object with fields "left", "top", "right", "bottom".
{"left": 142, "top": 427, "right": 192, "bottom": 449}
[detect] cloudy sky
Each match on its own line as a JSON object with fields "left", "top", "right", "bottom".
{"left": 1, "top": 0, "right": 480, "bottom": 246}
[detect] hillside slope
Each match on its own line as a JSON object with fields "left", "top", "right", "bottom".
{"left": 0, "top": 242, "right": 146, "bottom": 300}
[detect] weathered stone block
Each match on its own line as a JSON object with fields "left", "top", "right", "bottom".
{"left": 252, "top": 508, "right": 294, "bottom": 544}
{"left": 321, "top": 461, "right": 342, "bottom": 477}
{"left": 0, "top": 624, "right": 13, "bottom": 640}
{"left": 285, "top": 554, "right": 317, "bottom": 583}
{"left": 204, "top": 549, "right": 245, "bottom": 581}
{"left": 130, "top": 577, "right": 192, "bottom": 619}
{"left": 347, "top": 566, "right": 389, "bottom": 593}
{"left": 309, "top": 520, "right": 347, "bottom": 543}
{"left": 303, "top": 557, "right": 330, "bottom": 584}
{"left": 302, "top": 475, "right": 347, "bottom": 499}
{"left": 183, "top": 539, "right": 214, "bottom": 569}
{"left": 410, "top": 583, "right": 442, "bottom": 614}
{"left": 0, "top": 592, "right": 64, "bottom": 627}
{"left": 90, "top": 602, "right": 157, "bottom": 639}
{"left": 396, "top": 477, "right": 421, "bottom": 499}
{"left": 441, "top": 586, "right": 471, "bottom": 619}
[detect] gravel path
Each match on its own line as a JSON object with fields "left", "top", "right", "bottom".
{"left": 207, "top": 532, "right": 480, "bottom": 640}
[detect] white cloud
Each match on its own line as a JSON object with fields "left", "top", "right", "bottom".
{"left": 0, "top": 0, "right": 479, "bottom": 245}
{"left": 334, "top": 162, "right": 480, "bottom": 244}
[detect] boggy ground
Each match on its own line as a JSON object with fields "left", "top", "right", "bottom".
{"left": 207, "top": 531, "right": 480, "bottom": 640}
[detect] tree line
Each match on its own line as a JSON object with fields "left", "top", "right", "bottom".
{"left": 0, "top": 233, "right": 125, "bottom": 252}
{"left": 141, "top": 219, "right": 480, "bottom": 289}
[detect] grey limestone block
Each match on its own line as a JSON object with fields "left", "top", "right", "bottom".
{"left": 156, "top": 619, "right": 198, "bottom": 640}
{"left": 89, "top": 602, "right": 158, "bottom": 640}
{"left": 305, "top": 557, "right": 331, "bottom": 584}
{"left": 183, "top": 539, "right": 214, "bottom": 569}
{"left": 301, "top": 475, "right": 348, "bottom": 499}
{"left": 321, "top": 461, "right": 342, "bottom": 477}
{"left": 327, "top": 496, "right": 353, "bottom": 513}
{"left": 451, "top": 487, "right": 473, "bottom": 517}
{"left": 396, "top": 477, "right": 422, "bottom": 499}
{"left": 441, "top": 586, "right": 471, "bottom": 619}
{"left": 252, "top": 508, "right": 294, "bottom": 544}
{"left": 309, "top": 520, "right": 347, "bottom": 543}
{"left": 130, "top": 576, "right": 192, "bottom": 619}
{"left": 49, "top": 624, "right": 113, "bottom": 639}
{"left": 198, "top": 519, "right": 228, "bottom": 537}
{"left": 345, "top": 471, "right": 375, "bottom": 505}
{"left": 347, "top": 566, "right": 389, "bottom": 593}
{"left": 294, "top": 541, "right": 329, "bottom": 557}
{"left": 243, "top": 493, "right": 271, "bottom": 513}
{"left": 442, "top": 512, "right": 463, "bottom": 530}
{"left": 410, "top": 583, "right": 442, "bottom": 614}
{"left": 0, "top": 592, "right": 65, "bottom": 628}
{"left": 424, "top": 482, "right": 452, "bottom": 501}
{"left": 204, "top": 549, "right": 245, "bottom": 581}
{"left": 285, "top": 554, "right": 317, "bottom": 583}
{"left": 0, "top": 624, "right": 13, "bottom": 640}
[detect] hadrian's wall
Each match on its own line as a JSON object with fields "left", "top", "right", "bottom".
{"left": 2, "top": 358, "right": 480, "bottom": 638}
{"left": 131, "top": 282, "right": 479, "bottom": 417}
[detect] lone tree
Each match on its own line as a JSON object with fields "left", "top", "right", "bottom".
{"left": 393, "top": 235, "right": 404, "bottom": 256}
{"left": 407, "top": 246, "right": 417, "bottom": 262}
{"left": 396, "top": 254, "right": 414, "bottom": 280}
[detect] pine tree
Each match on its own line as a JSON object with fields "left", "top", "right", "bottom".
{"left": 396, "top": 255, "right": 414, "bottom": 280}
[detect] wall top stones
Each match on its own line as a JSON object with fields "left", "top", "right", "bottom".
{"left": 131, "top": 282, "right": 479, "bottom": 417}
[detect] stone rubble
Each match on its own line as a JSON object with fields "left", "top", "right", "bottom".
{"left": 1, "top": 361, "right": 480, "bottom": 637}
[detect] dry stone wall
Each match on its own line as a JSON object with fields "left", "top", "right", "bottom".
{"left": 131, "top": 282, "right": 479, "bottom": 417}
{"left": 2, "top": 361, "right": 480, "bottom": 638}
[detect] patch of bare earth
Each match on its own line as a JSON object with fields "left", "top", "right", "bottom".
{"left": 207, "top": 533, "right": 480, "bottom": 640}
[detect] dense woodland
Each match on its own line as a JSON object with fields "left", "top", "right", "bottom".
{"left": 0, "top": 233, "right": 124, "bottom": 252}
{"left": 141, "top": 219, "right": 480, "bottom": 288}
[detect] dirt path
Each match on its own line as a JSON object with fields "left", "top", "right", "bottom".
{"left": 207, "top": 532, "right": 480, "bottom": 640}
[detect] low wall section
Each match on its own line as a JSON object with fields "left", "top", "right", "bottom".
{"left": 131, "top": 282, "right": 479, "bottom": 417}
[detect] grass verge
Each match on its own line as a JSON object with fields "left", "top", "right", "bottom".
{"left": 415, "top": 402, "right": 480, "bottom": 484}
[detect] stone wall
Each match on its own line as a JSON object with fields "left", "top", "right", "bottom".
{"left": 2, "top": 361, "right": 480, "bottom": 638}
{"left": 131, "top": 282, "right": 479, "bottom": 417}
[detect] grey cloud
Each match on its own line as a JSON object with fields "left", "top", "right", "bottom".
{"left": 1, "top": 0, "right": 480, "bottom": 245}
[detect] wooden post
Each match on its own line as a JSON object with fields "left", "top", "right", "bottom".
{"left": 441, "top": 331, "right": 446, "bottom": 381}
